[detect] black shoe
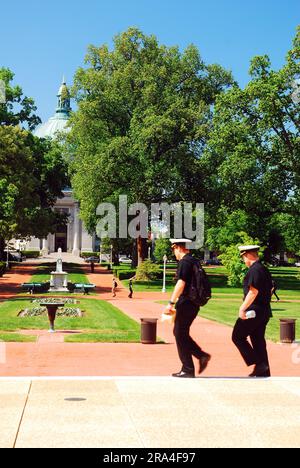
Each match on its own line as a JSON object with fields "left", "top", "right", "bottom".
{"left": 249, "top": 363, "right": 270, "bottom": 378}
{"left": 172, "top": 371, "right": 195, "bottom": 378}
{"left": 198, "top": 354, "right": 211, "bottom": 374}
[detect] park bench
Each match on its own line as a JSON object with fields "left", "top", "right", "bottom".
{"left": 74, "top": 283, "right": 96, "bottom": 295}
{"left": 21, "top": 282, "right": 43, "bottom": 294}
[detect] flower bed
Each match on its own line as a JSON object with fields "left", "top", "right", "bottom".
{"left": 19, "top": 307, "right": 83, "bottom": 317}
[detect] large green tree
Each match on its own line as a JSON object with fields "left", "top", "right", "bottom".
{"left": 0, "top": 126, "right": 69, "bottom": 257}
{"left": 202, "top": 26, "right": 300, "bottom": 255}
{"left": 0, "top": 69, "right": 69, "bottom": 258}
{"left": 66, "top": 27, "right": 233, "bottom": 262}
{"left": 0, "top": 68, "right": 41, "bottom": 130}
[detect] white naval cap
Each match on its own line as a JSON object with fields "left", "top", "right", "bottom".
{"left": 238, "top": 245, "right": 260, "bottom": 256}
{"left": 170, "top": 238, "right": 192, "bottom": 246}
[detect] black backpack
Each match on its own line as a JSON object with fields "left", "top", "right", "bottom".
{"left": 188, "top": 261, "right": 212, "bottom": 307}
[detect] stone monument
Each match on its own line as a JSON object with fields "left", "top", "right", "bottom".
{"left": 49, "top": 248, "right": 68, "bottom": 292}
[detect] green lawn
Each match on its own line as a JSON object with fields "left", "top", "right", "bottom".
{"left": 123, "top": 266, "right": 300, "bottom": 298}
{"left": 0, "top": 298, "right": 141, "bottom": 343}
{"left": 153, "top": 265, "right": 300, "bottom": 343}
{"left": 158, "top": 297, "right": 300, "bottom": 343}
{"left": 0, "top": 332, "right": 36, "bottom": 342}
{"left": 200, "top": 299, "right": 300, "bottom": 343}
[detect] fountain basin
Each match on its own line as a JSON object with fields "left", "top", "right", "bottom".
{"left": 49, "top": 271, "right": 68, "bottom": 292}
{"left": 40, "top": 302, "right": 65, "bottom": 332}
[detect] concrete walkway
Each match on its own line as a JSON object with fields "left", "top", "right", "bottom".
{"left": 1, "top": 262, "right": 300, "bottom": 448}
{"left": 21, "top": 252, "right": 86, "bottom": 265}
{"left": 1, "top": 377, "right": 300, "bottom": 448}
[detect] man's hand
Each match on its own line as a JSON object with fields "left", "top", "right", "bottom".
{"left": 239, "top": 285, "right": 258, "bottom": 320}
{"left": 165, "top": 303, "right": 176, "bottom": 315}
{"left": 239, "top": 307, "right": 247, "bottom": 320}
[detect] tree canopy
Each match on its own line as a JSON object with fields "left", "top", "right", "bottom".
{"left": 202, "top": 26, "right": 300, "bottom": 256}
{"left": 0, "top": 126, "right": 69, "bottom": 247}
{"left": 0, "top": 68, "right": 41, "bottom": 130}
{"left": 0, "top": 69, "right": 69, "bottom": 257}
{"left": 66, "top": 28, "right": 234, "bottom": 251}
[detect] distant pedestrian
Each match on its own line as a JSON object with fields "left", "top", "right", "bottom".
{"left": 271, "top": 280, "right": 280, "bottom": 301}
{"left": 128, "top": 278, "right": 134, "bottom": 298}
{"left": 90, "top": 261, "right": 95, "bottom": 273}
{"left": 112, "top": 277, "right": 118, "bottom": 297}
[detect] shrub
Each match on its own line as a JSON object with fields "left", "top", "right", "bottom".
{"left": 218, "top": 233, "right": 262, "bottom": 287}
{"left": 67, "top": 282, "right": 76, "bottom": 293}
{"left": 135, "top": 260, "right": 162, "bottom": 281}
{"left": 118, "top": 270, "right": 136, "bottom": 280}
{"left": 0, "top": 261, "right": 6, "bottom": 277}
{"left": 22, "top": 250, "right": 40, "bottom": 258}
{"left": 40, "top": 282, "right": 50, "bottom": 293}
{"left": 80, "top": 252, "right": 99, "bottom": 258}
{"left": 218, "top": 246, "right": 247, "bottom": 287}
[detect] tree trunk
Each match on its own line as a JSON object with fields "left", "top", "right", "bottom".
{"left": 131, "top": 241, "right": 138, "bottom": 268}
{"left": 112, "top": 250, "right": 119, "bottom": 266}
{"left": 137, "top": 236, "right": 148, "bottom": 265}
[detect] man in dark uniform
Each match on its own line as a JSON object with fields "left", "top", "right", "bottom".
{"left": 164, "top": 239, "right": 211, "bottom": 378}
{"left": 232, "top": 245, "right": 273, "bottom": 377}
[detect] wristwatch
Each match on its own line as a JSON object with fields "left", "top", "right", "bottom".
{"left": 168, "top": 300, "right": 175, "bottom": 305}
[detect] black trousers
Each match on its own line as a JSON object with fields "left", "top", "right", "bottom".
{"left": 272, "top": 290, "right": 280, "bottom": 301}
{"left": 173, "top": 297, "right": 206, "bottom": 373}
{"left": 232, "top": 314, "right": 270, "bottom": 370}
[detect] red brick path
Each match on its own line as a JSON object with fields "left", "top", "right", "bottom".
{"left": 0, "top": 262, "right": 299, "bottom": 377}
{"left": 0, "top": 264, "right": 37, "bottom": 300}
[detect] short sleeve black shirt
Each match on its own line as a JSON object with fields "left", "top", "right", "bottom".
{"left": 176, "top": 254, "right": 196, "bottom": 297}
{"left": 243, "top": 261, "right": 273, "bottom": 316}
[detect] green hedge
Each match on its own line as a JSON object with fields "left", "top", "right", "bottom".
{"left": 80, "top": 252, "right": 99, "bottom": 258}
{"left": 118, "top": 270, "right": 136, "bottom": 280}
{"left": 0, "top": 262, "right": 6, "bottom": 277}
{"left": 22, "top": 250, "right": 40, "bottom": 258}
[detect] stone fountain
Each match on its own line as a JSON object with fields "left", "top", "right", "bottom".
{"left": 49, "top": 248, "right": 68, "bottom": 292}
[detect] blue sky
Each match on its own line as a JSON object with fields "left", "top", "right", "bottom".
{"left": 0, "top": 0, "right": 299, "bottom": 122}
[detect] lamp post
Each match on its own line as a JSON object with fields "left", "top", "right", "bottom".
{"left": 162, "top": 254, "right": 167, "bottom": 293}
{"left": 148, "top": 246, "right": 151, "bottom": 260}
{"left": 110, "top": 244, "right": 113, "bottom": 270}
